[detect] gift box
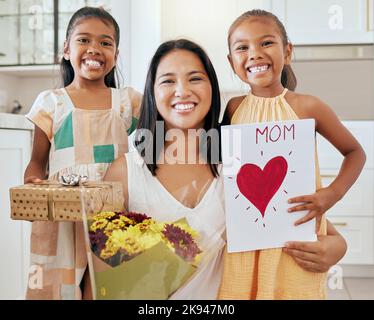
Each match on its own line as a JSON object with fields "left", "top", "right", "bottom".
{"left": 9, "top": 181, "right": 124, "bottom": 222}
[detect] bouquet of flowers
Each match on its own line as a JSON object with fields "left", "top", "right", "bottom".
{"left": 85, "top": 210, "right": 203, "bottom": 300}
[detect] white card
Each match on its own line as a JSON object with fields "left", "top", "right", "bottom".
{"left": 221, "top": 119, "right": 317, "bottom": 252}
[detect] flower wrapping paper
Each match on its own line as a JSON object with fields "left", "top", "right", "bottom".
{"left": 82, "top": 210, "right": 203, "bottom": 300}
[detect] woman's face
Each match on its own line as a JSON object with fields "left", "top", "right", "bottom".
{"left": 154, "top": 49, "right": 212, "bottom": 131}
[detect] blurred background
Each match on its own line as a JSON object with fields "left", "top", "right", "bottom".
{"left": 0, "top": 0, "right": 373, "bottom": 299}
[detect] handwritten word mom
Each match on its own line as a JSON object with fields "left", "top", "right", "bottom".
{"left": 256, "top": 124, "right": 295, "bottom": 144}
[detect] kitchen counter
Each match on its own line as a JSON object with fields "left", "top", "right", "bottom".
{"left": 0, "top": 113, "right": 33, "bottom": 130}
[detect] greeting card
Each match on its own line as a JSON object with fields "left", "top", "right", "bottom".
{"left": 221, "top": 119, "right": 317, "bottom": 252}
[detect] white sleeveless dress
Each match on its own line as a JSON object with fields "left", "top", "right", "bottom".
{"left": 125, "top": 150, "right": 226, "bottom": 299}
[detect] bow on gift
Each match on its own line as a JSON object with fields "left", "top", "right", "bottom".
{"left": 59, "top": 174, "right": 89, "bottom": 186}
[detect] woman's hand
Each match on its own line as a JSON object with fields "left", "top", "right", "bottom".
{"left": 287, "top": 187, "right": 340, "bottom": 231}
{"left": 282, "top": 224, "right": 347, "bottom": 273}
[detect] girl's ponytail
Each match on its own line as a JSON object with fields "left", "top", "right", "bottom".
{"left": 281, "top": 65, "right": 297, "bottom": 91}
{"left": 60, "top": 58, "right": 75, "bottom": 87}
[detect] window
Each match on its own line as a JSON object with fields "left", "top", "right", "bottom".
{"left": 0, "top": 0, "right": 111, "bottom": 66}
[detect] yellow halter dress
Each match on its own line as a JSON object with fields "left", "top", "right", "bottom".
{"left": 218, "top": 88, "right": 327, "bottom": 300}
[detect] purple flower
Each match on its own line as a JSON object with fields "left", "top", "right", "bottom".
{"left": 162, "top": 224, "right": 201, "bottom": 262}
{"left": 89, "top": 229, "right": 108, "bottom": 254}
{"left": 122, "top": 212, "right": 151, "bottom": 224}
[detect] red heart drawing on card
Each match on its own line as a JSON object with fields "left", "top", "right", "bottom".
{"left": 236, "top": 156, "right": 288, "bottom": 218}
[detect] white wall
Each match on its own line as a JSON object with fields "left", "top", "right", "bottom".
{"left": 112, "top": 0, "right": 162, "bottom": 92}
{"left": 111, "top": 0, "right": 131, "bottom": 86}
{"left": 130, "top": 0, "right": 161, "bottom": 92}
{"left": 160, "top": 0, "right": 270, "bottom": 93}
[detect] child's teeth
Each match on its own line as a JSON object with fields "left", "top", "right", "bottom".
{"left": 250, "top": 65, "right": 269, "bottom": 73}
{"left": 174, "top": 103, "right": 195, "bottom": 110}
{"left": 85, "top": 60, "right": 101, "bottom": 67}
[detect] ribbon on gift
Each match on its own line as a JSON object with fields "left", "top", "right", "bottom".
{"left": 59, "top": 174, "right": 88, "bottom": 186}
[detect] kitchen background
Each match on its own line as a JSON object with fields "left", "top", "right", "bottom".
{"left": 0, "top": 0, "right": 373, "bottom": 300}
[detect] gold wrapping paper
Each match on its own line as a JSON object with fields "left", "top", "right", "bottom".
{"left": 9, "top": 181, "right": 124, "bottom": 222}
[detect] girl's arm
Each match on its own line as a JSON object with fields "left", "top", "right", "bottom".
{"left": 221, "top": 95, "right": 246, "bottom": 125}
{"left": 24, "top": 126, "right": 50, "bottom": 183}
{"left": 103, "top": 155, "right": 129, "bottom": 210}
{"left": 289, "top": 96, "right": 366, "bottom": 226}
{"left": 283, "top": 219, "right": 347, "bottom": 272}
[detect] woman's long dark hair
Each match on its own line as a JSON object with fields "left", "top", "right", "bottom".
{"left": 228, "top": 9, "right": 297, "bottom": 91}
{"left": 135, "top": 39, "right": 221, "bottom": 177}
{"left": 60, "top": 6, "right": 120, "bottom": 88}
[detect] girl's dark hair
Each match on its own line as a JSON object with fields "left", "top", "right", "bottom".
{"left": 135, "top": 39, "right": 221, "bottom": 177}
{"left": 228, "top": 9, "right": 297, "bottom": 91}
{"left": 60, "top": 6, "right": 120, "bottom": 88}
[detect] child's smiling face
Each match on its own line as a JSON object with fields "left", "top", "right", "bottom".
{"left": 63, "top": 17, "right": 118, "bottom": 85}
{"left": 228, "top": 16, "right": 292, "bottom": 96}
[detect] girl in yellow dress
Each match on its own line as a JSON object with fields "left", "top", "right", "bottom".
{"left": 218, "top": 9, "right": 366, "bottom": 299}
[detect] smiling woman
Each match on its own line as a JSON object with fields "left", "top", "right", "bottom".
{"left": 104, "top": 39, "right": 226, "bottom": 300}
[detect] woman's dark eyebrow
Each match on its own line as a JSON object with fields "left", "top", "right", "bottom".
{"left": 158, "top": 72, "right": 175, "bottom": 79}
{"left": 188, "top": 71, "right": 206, "bottom": 76}
{"left": 158, "top": 70, "right": 206, "bottom": 79}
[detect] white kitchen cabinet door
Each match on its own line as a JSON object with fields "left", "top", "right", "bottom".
{"left": 0, "top": 129, "right": 31, "bottom": 299}
{"left": 330, "top": 217, "right": 374, "bottom": 265}
{"left": 321, "top": 169, "right": 374, "bottom": 217}
{"left": 317, "top": 121, "right": 374, "bottom": 170}
{"left": 271, "top": 0, "right": 373, "bottom": 45}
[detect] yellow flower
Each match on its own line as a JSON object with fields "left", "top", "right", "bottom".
{"left": 119, "top": 215, "right": 133, "bottom": 225}
{"left": 90, "top": 219, "right": 109, "bottom": 232}
{"left": 148, "top": 222, "right": 166, "bottom": 234}
{"left": 137, "top": 218, "right": 155, "bottom": 231}
{"left": 106, "top": 219, "right": 126, "bottom": 232}
{"left": 110, "top": 228, "right": 144, "bottom": 255}
{"left": 174, "top": 222, "right": 199, "bottom": 239}
{"left": 93, "top": 211, "right": 116, "bottom": 221}
{"left": 139, "top": 230, "right": 163, "bottom": 250}
{"left": 100, "top": 237, "right": 119, "bottom": 259}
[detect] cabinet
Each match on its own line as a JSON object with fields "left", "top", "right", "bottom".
{"left": 0, "top": 128, "right": 32, "bottom": 299}
{"left": 317, "top": 121, "right": 374, "bottom": 265}
{"left": 271, "top": 0, "right": 374, "bottom": 45}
